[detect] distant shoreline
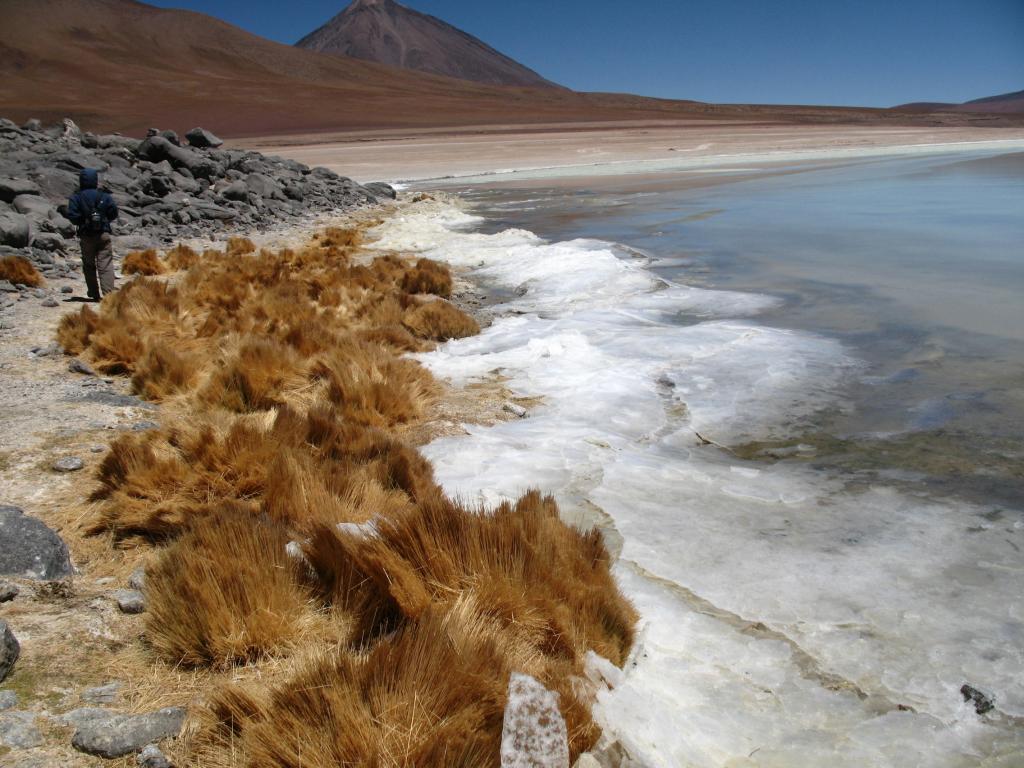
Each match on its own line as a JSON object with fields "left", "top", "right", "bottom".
{"left": 242, "top": 123, "right": 1024, "bottom": 185}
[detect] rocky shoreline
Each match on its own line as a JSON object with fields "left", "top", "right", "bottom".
{"left": 0, "top": 116, "right": 394, "bottom": 289}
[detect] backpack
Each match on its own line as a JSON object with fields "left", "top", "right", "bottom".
{"left": 83, "top": 192, "right": 107, "bottom": 233}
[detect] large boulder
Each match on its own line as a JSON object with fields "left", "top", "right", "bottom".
{"left": 30, "top": 232, "right": 67, "bottom": 253}
{"left": 11, "top": 195, "right": 52, "bottom": 218}
{"left": 0, "top": 212, "right": 30, "bottom": 248}
{"left": 69, "top": 706, "right": 186, "bottom": 758}
{"left": 0, "top": 505, "right": 74, "bottom": 580}
{"left": 245, "top": 173, "right": 284, "bottom": 200}
{"left": 0, "top": 619, "right": 19, "bottom": 682}
{"left": 0, "top": 178, "right": 40, "bottom": 204}
{"left": 220, "top": 180, "right": 249, "bottom": 202}
{"left": 30, "top": 167, "right": 79, "bottom": 200}
{"left": 363, "top": 181, "right": 397, "bottom": 200}
{"left": 185, "top": 127, "right": 223, "bottom": 149}
{"left": 136, "top": 136, "right": 221, "bottom": 180}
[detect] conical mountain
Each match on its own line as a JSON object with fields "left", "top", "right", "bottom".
{"left": 296, "top": 0, "right": 560, "bottom": 88}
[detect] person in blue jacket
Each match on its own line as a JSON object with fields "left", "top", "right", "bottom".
{"left": 67, "top": 168, "right": 118, "bottom": 300}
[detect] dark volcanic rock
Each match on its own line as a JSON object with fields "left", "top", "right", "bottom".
{"left": 185, "top": 127, "right": 223, "bottom": 148}
{"left": 961, "top": 684, "right": 995, "bottom": 715}
{"left": 137, "top": 744, "right": 174, "bottom": 768}
{"left": 0, "top": 116, "right": 380, "bottom": 248}
{"left": 0, "top": 505, "right": 74, "bottom": 580}
{"left": 0, "top": 619, "right": 20, "bottom": 682}
{"left": 112, "top": 589, "right": 145, "bottom": 614}
{"left": 0, "top": 178, "right": 40, "bottom": 203}
{"left": 364, "top": 181, "right": 397, "bottom": 200}
{"left": 0, "top": 581, "right": 19, "bottom": 602}
{"left": 70, "top": 706, "right": 187, "bottom": 758}
{"left": 0, "top": 212, "right": 31, "bottom": 248}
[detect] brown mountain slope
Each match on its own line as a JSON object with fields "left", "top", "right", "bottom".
{"left": 959, "top": 90, "right": 1024, "bottom": 114}
{"left": 297, "top": 0, "right": 559, "bottom": 88}
{"left": 895, "top": 89, "right": 1024, "bottom": 115}
{"left": 1, "top": 0, "right": 1013, "bottom": 137}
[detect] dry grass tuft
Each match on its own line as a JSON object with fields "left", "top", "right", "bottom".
{"left": 188, "top": 598, "right": 556, "bottom": 767}
{"left": 318, "top": 227, "right": 362, "bottom": 249}
{"left": 226, "top": 236, "right": 257, "bottom": 256}
{"left": 58, "top": 222, "right": 636, "bottom": 765}
{"left": 122, "top": 249, "right": 167, "bottom": 276}
{"left": 404, "top": 299, "right": 480, "bottom": 341}
{"left": 401, "top": 257, "right": 453, "bottom": 297}
{"left": 0, "top": 254, "right": 44, "bottom": 287}
{"left": 145, "top": 505, "right": 324, "bottom": 667}
{"left": 165, "top": 244, "right": 200, "bottom": 271}
{"left": 56, "top": 304, "right": 99, "bottom": 355}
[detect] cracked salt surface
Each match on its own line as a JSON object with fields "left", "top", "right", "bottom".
{"left": 371, "top": 202, "right": 1024, "bottom": 765}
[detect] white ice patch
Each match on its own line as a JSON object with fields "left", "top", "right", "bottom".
{"left": 370, "top": 202, "right": 1024, "bottom": 764}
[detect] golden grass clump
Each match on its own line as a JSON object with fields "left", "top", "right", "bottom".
{"left": 61, "top": 222, "right": 637, "bottom": 765}
{"left": 165, "top": 244, "right": 200, "bottom": 270}
{"left": 122, "top": 249, "right": 167, "bottom": 276}
{"left": 145, "top": 505, "right": 321, "bottom": 667}
{"left": 303, "top": 491, "right": 635, "bottom": 664}
{"left": 401, "top": 257, "right": 453, "bottom": 297}
{"left": 56, "top": 304, "right": 99, "bottom": 355}
{"left": 189, "top": 597, "right": 584, "bottom": 767}
{"left": 317, "top": 227, "right": 362, "bottom": 249}
{"left": 0, "top": 254, "right": 43, "bottom": 287}
{"left": 226, "top": 236, "right": 257, "bottom": 255}
{"left": 404, "top": 298, "right": 481, "bottom": 341}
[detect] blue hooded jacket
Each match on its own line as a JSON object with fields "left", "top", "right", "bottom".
{"left": 68, "top": 169, "right": 118, "bottom": 235}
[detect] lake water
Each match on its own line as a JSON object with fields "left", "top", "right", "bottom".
{"left": 373, "top": 149, "right": 1024, "bottom": 766}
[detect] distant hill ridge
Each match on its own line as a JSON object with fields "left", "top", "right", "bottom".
{"left": 296, "top": 0, "right": 560, "bottom": 88}
{"left": 896, "top": 89, "right": 1024, "bottom": 114}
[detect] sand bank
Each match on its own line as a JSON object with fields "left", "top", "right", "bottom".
{"left": 242, "top": 122, "right": 1024, "bottom": 185}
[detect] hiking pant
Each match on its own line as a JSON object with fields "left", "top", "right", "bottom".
{"left": 80, "top": 232, "right": 115, "bottom": 299}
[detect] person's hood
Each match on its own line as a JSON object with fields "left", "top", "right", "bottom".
{"left": 79, "top": 168, "right": 99, "bottom": 190}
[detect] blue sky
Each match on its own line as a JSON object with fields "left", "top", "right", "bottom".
{"left": 148, "top": 0, "right": 1023, "bottom": 107}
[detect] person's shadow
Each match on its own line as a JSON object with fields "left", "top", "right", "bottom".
{"left": 64, "top": 297, "right": 99, "bottom": 303}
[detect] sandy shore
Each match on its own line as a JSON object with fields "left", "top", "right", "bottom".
{"left": 241, "top": 122, "right": 1024, "bottom": 185}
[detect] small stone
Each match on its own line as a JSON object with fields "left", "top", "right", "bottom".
{"left": 41, "top": 297, "right": 59, "bottom": 307}
{"left": 0, "top": 619, "right": 20, "bottom": 682}
{"left": 503, "top": 402, "right": 528, "bottom": 418}
{"left": 0, "top": 710, "right": 43, "bottom": 749}
{"left": 68, "top": 358, "right": 96, "bottom": 376}
{"left": 137, "top": 743, "right": 173, "bottom": 768}
{"left": 131, "top": 421, "right": 160, "bottom": 432}
{"left": 71, "top": 706, "right": 186, "bottom": 758}
{"left": 82, "top": 681, "right": 122, "bottom": 705}
{"left": 961, "top": 684, "right": 995, "bottom": 715}
{"left": 128, "top": 565, "right": 146, "bottom": 591}
{"left": 30, "top": 342, "right": 62, "bottom": 358}
{"left": 90, "top": 445, "right": 106, "bottom": 453}
{"left": 61, "top": 285, "right": 73, "bottom": 293}
{"left": 0, "top": 580, "right": 19, "bottom": 602}
{"left": 0, "top": 690, "right": 17, "bottom": 710}
{"left": 52, "top": 456, "right": 85, "bottom": 473}
{"left": 113, "top": 589, "right": 146, "bottom": 614}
